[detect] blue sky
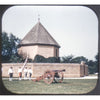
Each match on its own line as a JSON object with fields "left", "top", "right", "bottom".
{"left": 2, "top": 6, "right": 98, "bottom": 60}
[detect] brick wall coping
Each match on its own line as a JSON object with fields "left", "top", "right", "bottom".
{"left": 2, "top": 63, "right": 81, "bottom": 66}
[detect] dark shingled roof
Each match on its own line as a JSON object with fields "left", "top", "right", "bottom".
{"left": 19, "top": 21, "right": 60, "bottom": 48}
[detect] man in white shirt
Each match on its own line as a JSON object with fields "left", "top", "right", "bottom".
{"left": 24, "top": 67, "right": 28, "bottom": 80}
{"left": 18, "top": 67, "right": 22, "bottom": 80}
{"left": 8, "top": 67, "right": 13, "bottom": 81}
{"left": 28, "top": 67, "right": 33, "bottom": 80}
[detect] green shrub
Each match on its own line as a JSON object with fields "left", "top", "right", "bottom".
{"left": 33, "top": 55, "right": 60, "bottom": 63}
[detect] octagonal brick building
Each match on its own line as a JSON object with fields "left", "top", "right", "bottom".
{"left": 18, "top": 21, "right": 60, "bottom": 60}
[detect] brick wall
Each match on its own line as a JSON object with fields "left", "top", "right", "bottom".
{"left": 85, "top": 65, "right": 88, "bottom": 76}
{"left": 18, "top": 45, "right": 59, "bottom": 59}
{"left": 1, "top": 63, "right": 88, "bottom": 78}
{"left": 37, "top": 45, "right": 56, "bottom": 58}
{"left": 18, "top": 45, "right": 38, "bottom": 59}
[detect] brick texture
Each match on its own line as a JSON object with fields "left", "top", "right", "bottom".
{"left": 18, "top": 45, "right": 59, "bottom": 59}
{"left": 2, "top": 63, "right": 88, "bottom": 78}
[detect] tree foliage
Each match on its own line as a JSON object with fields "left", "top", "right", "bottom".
{"left": 33, "top": 55, "right": 60, "bottom": 63}
{"left": 61, "top": 55, "right": 74, "bottom": 63}
{"left": 87, "top": 53, "right": 98, "bottom": 74}
{"left": 61, "top": 55, "right": 88, "bottom": 63}
{"left": 1, "top": 32, "right": 22, "bottom": 63}
{"left": 60, "top": 54, "right": 98, "bottom": 74}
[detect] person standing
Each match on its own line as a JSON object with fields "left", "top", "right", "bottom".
{"left": 8, "top": 67, "right": 13, "bottom": 81}
{"left": 24, "top": 67, "right": 28, "bottom": 80}
{"left": 18, "top": 67, "right": 22, "bottom": 80}
{"left": 28, "top": 67, "right": 33, "bottom": 80}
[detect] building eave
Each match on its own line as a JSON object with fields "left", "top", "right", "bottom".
{"left": 18, "top": 43, "right": 60, "bottom": 48}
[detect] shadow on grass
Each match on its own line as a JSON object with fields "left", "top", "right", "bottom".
{"left": 50, "top": 81, "right": 70, "bottom": 84}
{"left": 33, "top": 80, "right": 69, "bottom": 85}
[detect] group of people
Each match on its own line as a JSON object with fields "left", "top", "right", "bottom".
{"left": 8, "top": 67, "right": 33, "bottom": 81}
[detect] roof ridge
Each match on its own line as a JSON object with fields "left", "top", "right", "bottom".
{"left": 39, "top": 22, "right": 60, "bottom": 46}
{"left": 36, "top": 21, "right": 40, "bottom": 43}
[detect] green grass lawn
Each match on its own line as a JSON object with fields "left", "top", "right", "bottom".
{"left": 3, "top": 79, "right": 97, "bottom": 94}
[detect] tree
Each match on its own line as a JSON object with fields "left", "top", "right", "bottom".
{"left": 95, "top": 53, "right": 98, "bottom": 73}
{"left": 86, "top": 53, "right": 98, "bottom": 74}
{"left": 87, "top": 60, "right": 96, "bottom": 74}
{"left": 2, "top": 32, "right": 10, "bottom": 56}
{"left": 9, "top": 34, "right": 20, "bottom": 55}
{"left": 2, "top": 32, "right": 11, "bottom": 62}
{"left": 60, "top": 55, "right": 88, "bottom": 63}
{"left": 71, "top": 56, "right": 88, "bottom": 64}
{"left": 61, "top": 55, "right": 74, "bottom": 63}
{"left": 2, "top": 32, "right": 22, "bottom": 63}
{"left": 60, "top": 54, "right": 98, "bottom": 74}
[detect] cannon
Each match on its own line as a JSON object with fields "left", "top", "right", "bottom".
{"left": 33, "top": 69, "right": 66, "bottom": 84}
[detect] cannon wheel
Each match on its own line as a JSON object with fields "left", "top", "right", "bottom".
{"left": 43, "top": 70, "right": 54, "bottom": 84}
{"left": 54, "top": 72, "right": 64, "bottom": 83}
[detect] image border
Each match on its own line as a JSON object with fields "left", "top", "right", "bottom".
{"left": 0, "top": 4, "right": 99, "bottom": 95}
